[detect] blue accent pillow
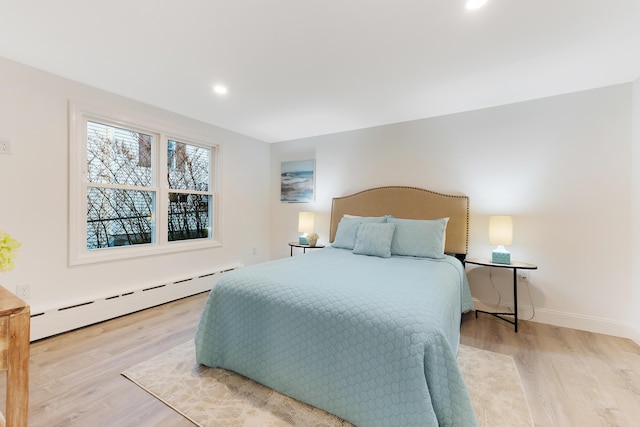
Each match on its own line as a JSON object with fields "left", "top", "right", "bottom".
{"left": 388, "top": 217, "right": 449, "bottom": 258}
{"left": 353, "top": 223, "right": 396, "bottom": 258}
{"left": 332, "top": 216, "right": 386, "bottom": 250}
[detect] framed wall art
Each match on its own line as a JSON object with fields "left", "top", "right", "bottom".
{"left": 281, "top": 159, "right": 315, "bottom": 203}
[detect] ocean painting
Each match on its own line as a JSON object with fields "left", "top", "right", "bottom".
{"left": 281, "top": 160, "right": 315, "bottom": 202}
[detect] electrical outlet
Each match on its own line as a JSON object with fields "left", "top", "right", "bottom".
{"left": 0, "top": 137, "right": 11, "bottom": 155}
{"left": 16, "top": 283, "right": 31, "bottom": 299}
{"left": 518, "top": 271, "right": 530, "bottom": 282}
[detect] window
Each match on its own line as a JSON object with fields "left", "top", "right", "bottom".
{"left": 69, "top": 102, "right": 220, "bottom": 264}
{"left": 166, "top": 140, "right": 212, "bottom": 242}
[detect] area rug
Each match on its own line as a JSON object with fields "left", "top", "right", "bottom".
{"left": 122, "top": 342, "right": 533, "bottom": 426}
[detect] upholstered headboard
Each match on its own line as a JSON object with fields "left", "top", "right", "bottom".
{"left": 330, "top": 186, "right": 469, "bottom": 256}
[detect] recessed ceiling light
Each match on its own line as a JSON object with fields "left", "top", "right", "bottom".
{"left": 466, "top": 0, "right": 488, "bottom": 10}
{"left": 212, "top": 84, "right": 228, "bottom": 95}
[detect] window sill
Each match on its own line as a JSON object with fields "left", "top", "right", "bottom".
{"left": 69, "top": 239, "right": 222, "bottom": 266}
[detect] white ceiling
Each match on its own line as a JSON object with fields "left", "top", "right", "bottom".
{"left": 1, "top": 1, "right": 640, "bottom": 142}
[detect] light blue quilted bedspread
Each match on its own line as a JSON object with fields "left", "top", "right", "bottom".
{"left": 195, "top": 248, "right": 477, "bottom": 427}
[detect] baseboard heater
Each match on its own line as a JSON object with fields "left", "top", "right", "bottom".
{"left": 29, "top": 264, "right": 242, "bottom": 341}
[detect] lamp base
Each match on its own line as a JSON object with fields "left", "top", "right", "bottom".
{"left": 492, "top": 250, "right": 511, "bottom": 264}
{"left": 299, "top": 236, "right": 309, "bottom": 245}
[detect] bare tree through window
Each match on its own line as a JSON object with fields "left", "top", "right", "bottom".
{"left": 167, "top": 140, "right": 211, "bottom": 241}
{"left": 86, "top": 122, "right": 211, "bottom": 249}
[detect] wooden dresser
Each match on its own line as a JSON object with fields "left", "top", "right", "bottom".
{"left": 0, "top": 286, "right": 29, "bottom": 426}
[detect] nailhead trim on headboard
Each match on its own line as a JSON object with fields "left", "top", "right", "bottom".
{"left": 330, "top": 186, "right": 469, "bottom": 256}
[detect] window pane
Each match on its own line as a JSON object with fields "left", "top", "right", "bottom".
{"left": 87, "top": 121, "right": 153, "bottom": 186}
{"left": 168, "top": 193, "right": 211, "bottom": 241}
{"left": 168, "top": 140, "right": 210, "bottom": 191}
{"left": 87, "top": 187, "right": 156, "bottom": 249}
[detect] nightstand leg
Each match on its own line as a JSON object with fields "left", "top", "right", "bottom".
{"left": 513, "top": 268, "right": 518, "bottom": 333}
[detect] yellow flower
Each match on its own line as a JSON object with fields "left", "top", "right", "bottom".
{"left": 0, "top": 231, "right": 21, "bottom": 272}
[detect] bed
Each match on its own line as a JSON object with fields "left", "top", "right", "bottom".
{"left": 195, "top": 186, "right": 477, "bottom": 427}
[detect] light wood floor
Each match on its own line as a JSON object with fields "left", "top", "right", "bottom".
{"left": 2, "top": 292, "right": 639, "bottom": 426}
{"left": 460, "top": 312, "right": 640, "bottom": 427}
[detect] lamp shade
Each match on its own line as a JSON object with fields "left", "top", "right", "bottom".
{"left": 489, "top": 216, "right": 513, "bottom": 246}
{"left": 298, "top": 212, "right": 315, "bottom": 233}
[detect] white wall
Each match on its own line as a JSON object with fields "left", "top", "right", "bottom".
{"left": 270, "top": 84, "right": 635, "bottom": 339}
{"left": 0, "top": 57, "right": 271, "bottom": 329}
{"left": 2, "top": 54, "right": 635, "bottom": 342}
{"left": 632, "top": 76, "right": 640, "bottom": 345}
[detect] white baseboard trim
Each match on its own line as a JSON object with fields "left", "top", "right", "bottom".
{"left": 472, "top": 298, "right": 637, "bottom": 341}
{"left": 30, "top": 264, "right": 242, "bottom": 341}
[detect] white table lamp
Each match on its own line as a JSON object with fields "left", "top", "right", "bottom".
{"left": 298, "top": 212, "right": 315, "bottom": 245}
{"left": 489, "top": 215, "right": 512, "bottom": 264}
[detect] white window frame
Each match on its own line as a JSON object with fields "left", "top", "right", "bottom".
{"left": 69, "top": 101, "right": 222, "bottom": 265}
